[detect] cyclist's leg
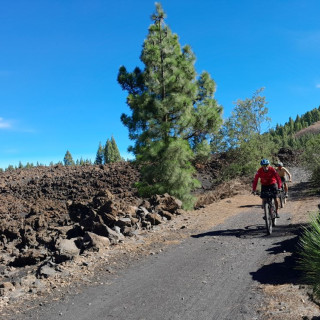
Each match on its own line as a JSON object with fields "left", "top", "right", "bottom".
{"left": 284, "top": 182, "right": 288, "bottom": 196}
{"left": 260, "top": 185, "right": 268, "bottom": 219}
{"left": 271, "top": 183, "right": 280, "bottom": 217}
{"left": 282, "top": 177, "right": 288, "bottom": 195}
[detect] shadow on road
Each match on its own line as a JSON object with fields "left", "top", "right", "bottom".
{"left": 238, "top": 204, "right": 261, "bottom": 208}
{"left": 192, "top": 223, "right": 309, "bottom": 286}
{"left": 191, "top": 222, "right": 307, "bottom": 240}
{"left": 286, "top": 181, "right": 319, "bottom": 202}
{"left": 250, "top": 235, "right": 304, "bottom": 285}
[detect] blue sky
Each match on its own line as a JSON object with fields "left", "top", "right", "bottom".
{"left": 1, "top": 0, "right": 320, "bottom": 169}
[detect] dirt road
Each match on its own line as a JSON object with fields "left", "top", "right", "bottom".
{"left": 4, "top": 169, "right": 320, "bottom": 320}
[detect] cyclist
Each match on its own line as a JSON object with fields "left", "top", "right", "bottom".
{"left": 252, "top": 159, "right": 282, "bottom": 218}
{"left": 275, "top": 162, "right": 292, "bottom": 198}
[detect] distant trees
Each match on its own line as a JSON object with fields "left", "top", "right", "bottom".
{"left": 63, "top": 135, "right": 123, "bottom": 167}
{"left": 94, "top": 136, "right": 122, "bottom": 165}
{"left": 63, "top": 150, "right": 75, "bottom": 166}
{"left": 118, "top": 3, "right": 222, "bottom": 208}
{"left": 1, "top": 136, "right": 123, "bottom": 171}
{"left": 95, "top": 142, "right": 104, "bottom": 165}
{"left": 269, "top": 106, "right": 320, "bottom": 148}
{"left": 104, "top": 136, "right": 122, "bottom": 163}
{"left": 211, "top": 88, "right": 274, "bottom": 178}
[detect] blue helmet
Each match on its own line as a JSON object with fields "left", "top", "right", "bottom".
{"left": 260, "top": 159, "right": 270, "bottom": 166}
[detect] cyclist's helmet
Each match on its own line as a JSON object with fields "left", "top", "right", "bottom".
{"left": 277, "top": 162, "right": 283, "bottom": 167}
{"left": 260, "top": 159, "right": 270, "bottom": 166}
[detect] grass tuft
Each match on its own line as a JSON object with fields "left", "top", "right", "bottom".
{"left": 298, "top": 211, "right": 320, "bottom": 300}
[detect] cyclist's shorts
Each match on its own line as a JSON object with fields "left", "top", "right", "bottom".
{"left": 260, "top": 183, "right": 278, "bottom": 198}
{"left": 280, "top": 176, "right": 287, "bottom": 183}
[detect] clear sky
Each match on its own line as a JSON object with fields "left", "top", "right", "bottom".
{"left": 1, "top": 0, "right": 320, "bottom": 169}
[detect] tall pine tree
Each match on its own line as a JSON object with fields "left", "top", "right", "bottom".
{"left": 118, "top": 3, "right": 222, "bottom": 208}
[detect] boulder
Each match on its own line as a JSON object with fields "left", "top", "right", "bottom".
{"left": 115, "top": 217, "right": 132, "bottom": 229}
{"left": 0, "top": 281, "right": 15, "bottom": 296}
{"left": 146, "top": 213, "right": 162, "bottom": 225}
{"left": 55, "top": 238, "right": 80, "bottom": 262}
{"left": 83, "top": 232, "right": 110, "bottom": 252}
{"left": 159, "top": 210, "right": 173, "bottom": 220}
{"left": 38, "top": 264, "right": 57, "bottom": 278}
{"left": 150, "top": 193, "right": 183, "bottom": 213}
{"left": 91, "top": 222, "right": 124, "bottom": 244}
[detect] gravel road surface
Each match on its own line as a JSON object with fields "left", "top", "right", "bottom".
{"left": 14, "top": 209, "right": 299, "bottom": 320}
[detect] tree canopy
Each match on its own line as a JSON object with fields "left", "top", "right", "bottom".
{"left": 118, "top": 3, "right": 223, "bottom": 208}
{"left": 63, "top": 150, "right": 75, "bottom": 166}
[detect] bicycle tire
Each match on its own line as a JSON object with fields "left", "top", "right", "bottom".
{"left": 281, "top": 186, "right": 287, "bottom": 205}
{"left": 264, "top": 201, "right": 272, "bottom": 235}
{"left": 279, "top": 194, "right": 284, "bottom": 208}
{"left": 271, "top": 198, "right": 278, "bottom": 227}
{"left": 272, "top": 207, "right": 277, "bottom": 227}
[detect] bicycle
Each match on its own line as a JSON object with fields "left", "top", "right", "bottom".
{"left": 278, "top": 184, "right": 286, "bottom": 208}
{"left": 255, "top": 190, "right": 278, "bottom": 235}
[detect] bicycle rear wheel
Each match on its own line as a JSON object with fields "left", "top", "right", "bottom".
{"left": 264, "top": 201, "right": 272, "bottom": 235}
{"left": 279, "top": 194, "right": 284, "bottom": 208}
{"left": 271, "top": 199, "right": 277, "bottom": 227}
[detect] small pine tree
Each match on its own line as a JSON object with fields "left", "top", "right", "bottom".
{"left": 95, "top": 142, "right": 105, "bottom": 164}
{"left": 25, "top": 162, "right": 34, "bottom": 168}
{"left": 111, "top": 136, "right": 122, "bottom": 162}
{"left": 104, "top": 139, "right": 113, "bottom": 163}
{"left": 104, "top": 137, "right": 122, "bottom": 163}
{"left": 63, "top": 150, "right": 75, "bottom": 166}
{"left": 6, "top": 165, "right": 14, "bottom": 171}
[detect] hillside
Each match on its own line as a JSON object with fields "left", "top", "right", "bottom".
{"left": 294, "top": 120, "right": 320, "bottom": 138}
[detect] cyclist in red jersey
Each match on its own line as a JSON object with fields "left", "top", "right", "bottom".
{"left": 252, "top": 159, "right": 282, "bottom": 217}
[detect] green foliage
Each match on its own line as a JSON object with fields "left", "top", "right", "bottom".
{"left": 75, "top": 158, "right": 92, "bottom": 166}
{"left": 194, "top": 139, "right": 211, "bottom": 163}
{"left": 302, "top": 134, "right": 320, "bottom": 189}
{"left": 5, "top": 165, "right": 14, "bottom": 171}
{"left": 111, "top": 136, "right": 121, "bottom": 162}
{"left": 298, "top": 212, "right": 320, "bottom": 300}
{"left": 212, "top": 88, "right": 275, "bottom": 179}
{"left": 270, "top": 106, "right": 320, "bottom": 149}
{"left": 95, "top": 142, "right": 104, "bottom": 165}
{"left": 118, "top": 3, "right": 222, "bottom": 207}
{"left": 63, "top": 150, "right": 75, "bottom": 166}
{"left": 104, "top": 136, "right": 122, "bottom": 163}
{"left": 224, "top": 88, "right": 270, "bottom": 149}
{"left": 137, "top": 138, "right": 200, "bottom": 209}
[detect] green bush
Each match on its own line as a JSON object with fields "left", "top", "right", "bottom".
{"left": 298, "top": 212, "right": 320, "bottom": 299}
